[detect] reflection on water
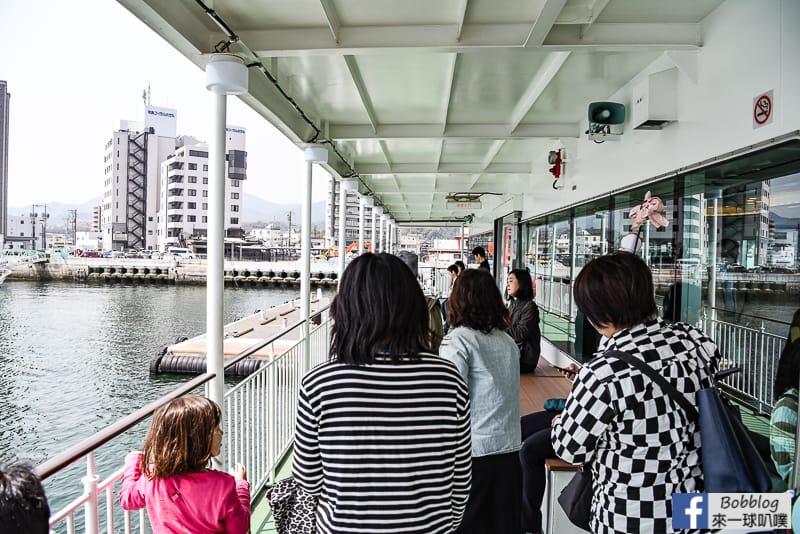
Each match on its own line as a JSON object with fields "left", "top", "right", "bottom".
{"left": 0, "top": 280, "right": 333, "bottom": 509}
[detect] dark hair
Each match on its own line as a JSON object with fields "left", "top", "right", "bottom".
{"left": 141, "top": 396, "right": 221, "bottom": 478}
{"left": 454, "top": 261, "right": 466, "bottom": 273}
{"left": 447, "top": 269, "right": 510, "bottom": 333}
{"left": 330, "top": 253, "right": 431, "bottom": 364}
{"left": 471, "top": 246, "right": 486, "bottom": 257}
{"left": 508, "top": 269, "right": 534, "bottom": 300}
{"left": 447, "top": 264, "right": 459, "bottom": 275}
{"left": 0, "top": 464, "right": 50, "bottom": 534}
{"left": 573, "top": 252, "right": 657, "bottom": 330}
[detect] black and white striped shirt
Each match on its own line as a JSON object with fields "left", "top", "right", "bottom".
{"left": 293, "top": 353, "right": 472, "bottom": 534}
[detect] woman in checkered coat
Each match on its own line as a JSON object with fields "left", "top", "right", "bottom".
{"left": 551, "top": 252, "right": 718, "bottom": 534}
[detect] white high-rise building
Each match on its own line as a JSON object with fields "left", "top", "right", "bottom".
{"left": 102, "top": 102, "right": 246, "bottom": 252}
{"left": 102, "top": 105, "right": 179, "bottom": 251}
{"left": 157, "top": 126, "right": 246, "bottom": 250}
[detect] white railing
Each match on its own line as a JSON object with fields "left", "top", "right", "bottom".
{"left": 701, "top": 311, "right": 786, "bottom": 414}
{"left": 224, "top": 308, "right": 330, "bottom": 495}
{"left": 536, "top": 299, "right": 789, "bottom": 414}
{"left": 41, "top": 310, "right": 331, "bottom": 533}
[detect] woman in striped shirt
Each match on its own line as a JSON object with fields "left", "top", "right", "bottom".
{"left": 293, "top": 253, "right": 472, "bottom": 533}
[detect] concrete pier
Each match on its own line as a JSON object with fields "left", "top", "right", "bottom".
{"left": 5, "top": 257, "right": 340, "bottom": 287}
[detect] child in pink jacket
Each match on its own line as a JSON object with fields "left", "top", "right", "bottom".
{"left": 119, "top": 396, "right": 250, "bottom": 533}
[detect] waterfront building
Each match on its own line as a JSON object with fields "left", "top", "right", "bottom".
{"left": 91, "top": 205, "right": 102, "bottom": 233}
{"left": 325, "top": 178, "right": 372, "bottom": 249}
{"left": 248, "top": 224, "right": 282, "bottom": 247}
{"left": 0, "top": 80, "right": 9, "bottom": 247}
{"left": 4, "top": 212, "right": 33, "bottom": 250}
{"left": 157, "top": 127, "right": 246, "bottom": 251}
{"left": 101, "top": 104, "right": 180, "bottom": 252}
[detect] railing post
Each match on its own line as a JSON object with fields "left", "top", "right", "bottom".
{"left": 758, "top": 320, "right": 766, "bottom": 412}
{"left": 82, "top": 453, "right": 100, "bottom": 534}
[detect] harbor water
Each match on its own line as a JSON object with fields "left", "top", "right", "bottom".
{"left": 0, "top": 280, "right": 334, "bottom": 511}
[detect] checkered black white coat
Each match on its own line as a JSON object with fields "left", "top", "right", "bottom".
{"left": 551, "top": 319, "right": 718, "bottom": 534}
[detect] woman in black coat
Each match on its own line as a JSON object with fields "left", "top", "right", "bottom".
{"left": 507, "top": 269, "right": 541, "bottom": 373}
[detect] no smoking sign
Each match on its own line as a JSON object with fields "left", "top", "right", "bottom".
{"left": 753, "top": 90, "right": 774, "bottom": 128}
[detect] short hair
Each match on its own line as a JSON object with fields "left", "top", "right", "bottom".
{"left": 573, "top": 252, "right": 658, "bottom": 330}
{"left": 447, "top": 269, "right": 510, "bottom": 333}
{"left": 141, "top": 396, "right": 221, "bottom": 478}
{"left": 471, "top": 246, "right": 486, "bottom": 257}
{"left": 508, "top": 268, "right": 534, "bottom": 300}
{"left": 0, "top": 464, "right": 50, "bottom": 534}
{"left": 330, "top": 253, "right": 431, "bottom": 364}
{"left": 447, "top": 264, "right": 459, "bottom": 275}
{"left": 454, "top": 261, "right": 466, "bottom": 273}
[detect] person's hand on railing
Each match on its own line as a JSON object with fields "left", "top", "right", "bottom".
{"left": 231, "top": 463, "right": 247, "bottom": 481}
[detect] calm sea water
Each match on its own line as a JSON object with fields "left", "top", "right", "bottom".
{"left": 0, "top": 280, "right": 334, "bottom": 511}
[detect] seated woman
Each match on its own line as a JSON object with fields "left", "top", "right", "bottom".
{"left": 293, "top": 253, "right": 472, "bottom": 534}
{"left": 440, "top": 269, "right": 521, "bottom": 534}
{"left": 770, "top": 308, "right": 800, "bottom": 485}
{"left": 506, "top": 268, "right": 541, "bottom": 373}
{"left": 550, "top": 252, "right": 718, "bottom": 533}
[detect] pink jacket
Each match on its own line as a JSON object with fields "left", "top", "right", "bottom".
{"left": 119, "top": 452, "right": 250, "bottom": 534}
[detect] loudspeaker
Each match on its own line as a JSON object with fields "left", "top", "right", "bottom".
{"left": 588, "top": 102, "right": 626, "bottom": 125}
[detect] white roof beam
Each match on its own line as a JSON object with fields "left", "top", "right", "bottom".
{"left": 378, "top": 140, "right": 392, "bottom": 167}
{"left": 580, "top": 0, "right": 610, "bottom": 38}
{"left": 508, "top": 51, "right": 571, "bottom": 131}
{"left": 436, "top": 140, "right": 445, "bottom": 170}
{"left": 343, "top": 55, "right": 378, "bottom": 133}
{"left": 330, "top": 123, "right": 579, "bottom": 140}
{"left": 456, "top": 0, "right": 469, "bottom": 41}
{"left": 480, "top": 141, "right": 507, "bottom": 171}
{"left": 441, "top": 53, "right": 460, "bottom": 134}
{"left": 319, "top": 0, "right": 341, "bottom": 43}
{"left": 232, "top": 23, "right": 700, "bottom": 56}
{"left": 545, "top": 23, "right": 701, "bottom": 49}
{"left": 356, "top": 162, "right": 532, "bottom": 175}
{"left": 524, "top": 0, "right": 568, "bottom": 47}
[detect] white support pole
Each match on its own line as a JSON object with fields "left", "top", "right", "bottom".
{"left": 358, "top": 196, "right": 367, "bottom": 254}
{"left": 337, "top": 184, "right": 347, "bottom": 279}
{"left": 388, "top": 220, "right": 393, "bottom": 254}
{"left": 373, "top": 206, "right": 384, "bottom": 253}
{"left": 338, "top": 180, "right": 358, "bottom": 279}
{"left": 460, "top": 223, "right": 465, "bottom": 262}
{"left": 381, "top": 214, "right": 390, "bottom": 253}
{"left": 207, "top": 91, "right": 226, "bottom": 425}
{"left": 369, "top": 204, "right": 377, "bottom": 254}
{"left": 205, "top": 54, "right": 247, "bottom": 469}
{"left": 303, "top": 145, "right": 327, "bottom": 370}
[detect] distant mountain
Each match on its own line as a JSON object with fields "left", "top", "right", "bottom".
{"left": 9, "top": 194, "right": 326, "bottom": 232}
{"left": 242, "top": 193, "right": 326, "bottom": 227}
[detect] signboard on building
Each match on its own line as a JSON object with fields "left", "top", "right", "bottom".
{"left": 145, "top": 105, "right": 178, "bottom": 137}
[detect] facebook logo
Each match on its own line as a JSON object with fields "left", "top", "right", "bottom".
{"left": 673, "top": 493, "right": 708, "bottom": 529}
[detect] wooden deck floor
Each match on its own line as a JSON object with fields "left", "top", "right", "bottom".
{"left": 521, "top": 358, "right": 574, "bottom": 416}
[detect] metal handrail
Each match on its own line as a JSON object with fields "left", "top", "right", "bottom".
{"left": 35, "top": 372, "right": 215, "bottom": 480}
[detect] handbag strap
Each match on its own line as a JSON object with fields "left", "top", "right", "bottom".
{"left": 609, "top": 350, "right": 699, "bottom": 421}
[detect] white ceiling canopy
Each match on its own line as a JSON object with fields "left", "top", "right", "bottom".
{"left": 119, "top": 0, "right": 723, "bottom": 225}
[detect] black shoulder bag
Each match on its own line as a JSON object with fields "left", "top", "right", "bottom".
{"left": 614, "top": 352, "right": 771, "bottom": 493}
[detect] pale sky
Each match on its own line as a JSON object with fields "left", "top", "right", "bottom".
{"left": 0, "top": 0, "right": 329, "bottom": 208}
